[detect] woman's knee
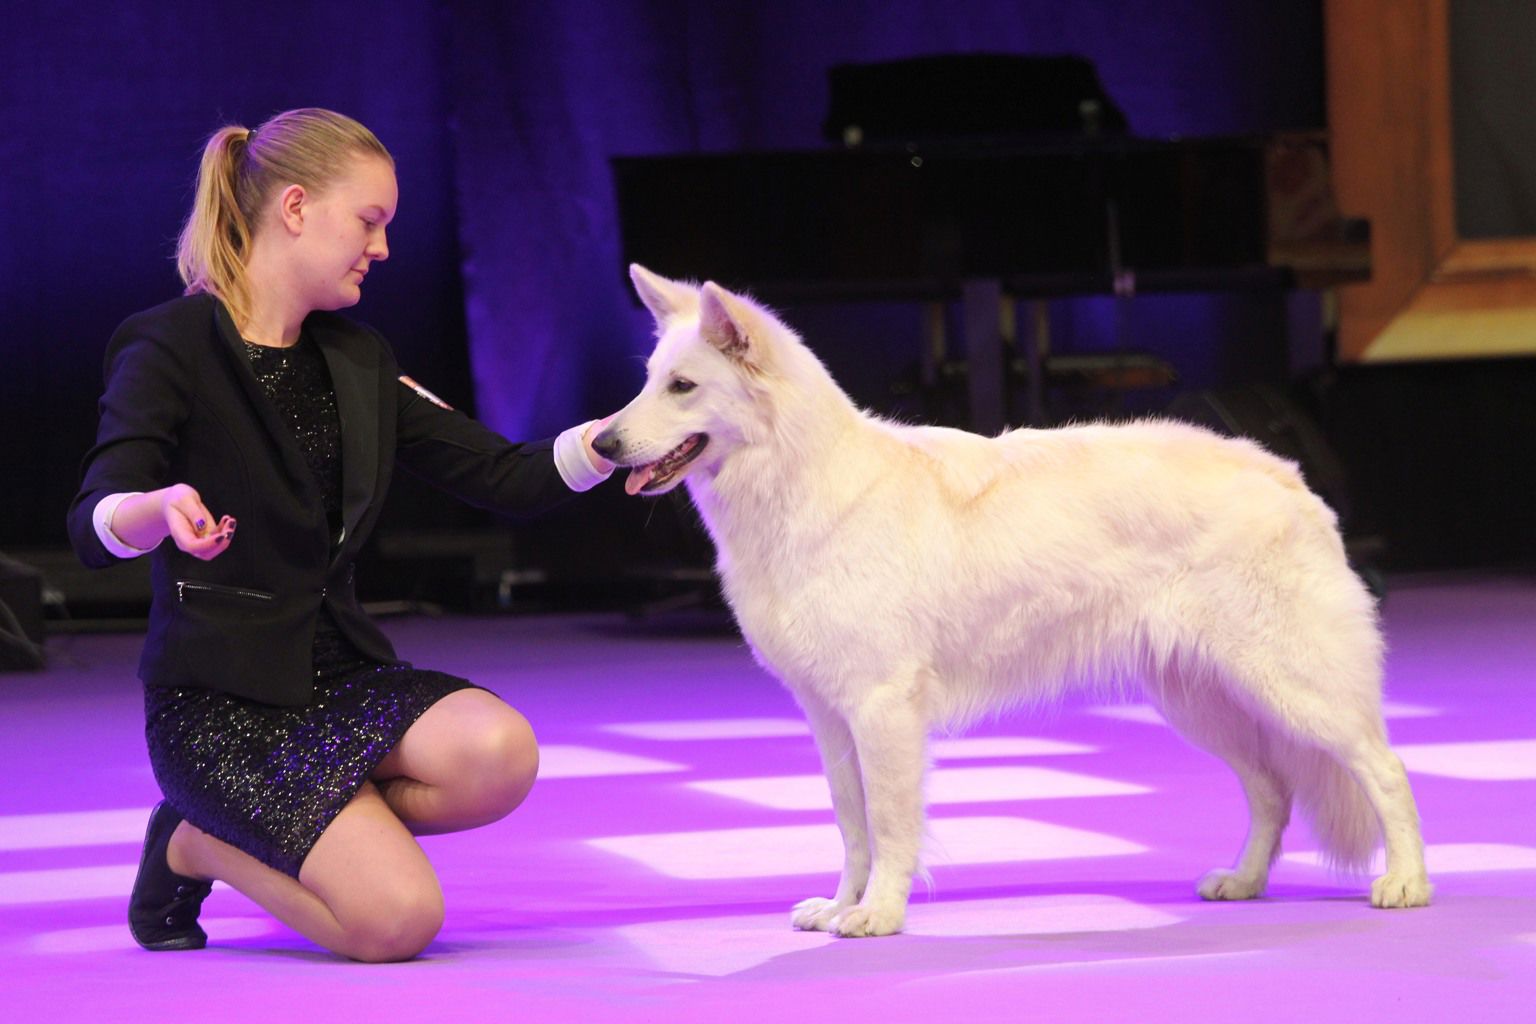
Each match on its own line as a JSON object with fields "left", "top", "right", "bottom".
{"left": 463, "top": 706, "right": 539, "bottom": 814}
{"left": 302, "top": 783, "right": 447, "bottom": 961}
{"left": 340, "top": 884, "right": 445, "bottom": 963}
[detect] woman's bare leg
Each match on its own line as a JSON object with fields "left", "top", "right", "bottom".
{"left": 161, "top": 689, "right": 535, "bottom": 960}
{"left": 370, "top": 688, "right": 539, "bottom": 834}
{"left": 167, "top": 781, "right": 443, "bottom": 962}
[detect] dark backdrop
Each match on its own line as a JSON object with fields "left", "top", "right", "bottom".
{"left": 12, "top": 2, "right": 1516, "bottom": 597}
{"left": 439, "top": 0, "right": 1325, "bottom": 442}
{"left": 1, "top": 0, "right": 1324, "bottom": 539}
{"left": 1, "top": 3, "right": 473, "bottom": 549}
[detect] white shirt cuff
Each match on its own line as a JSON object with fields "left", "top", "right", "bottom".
{"left": 93, "top": 492, "right": 158, "bottom": 558}
{"left": 554, "top": 421, "right": 613, "bottom": 492}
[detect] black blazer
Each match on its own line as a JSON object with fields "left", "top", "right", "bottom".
{"left": 68, "top": 294, "right": 576, "bottom": 706}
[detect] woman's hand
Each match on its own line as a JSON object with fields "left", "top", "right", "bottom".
{"left": 105, "top": 484, "right": 235, "bottom": 561}
{"left": 160, "top": 485, "right": 236, "bottom": 561}
{"left": 582, "top": 414, "right": 617, "bottom": 474}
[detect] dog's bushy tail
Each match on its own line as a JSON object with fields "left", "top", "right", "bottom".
{"left": 1284, "top": 743, "right": 1381, "bottom": 874}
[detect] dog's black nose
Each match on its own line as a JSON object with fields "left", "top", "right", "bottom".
{"left": 591, "top": 429, "right": 622, "bottom": 460}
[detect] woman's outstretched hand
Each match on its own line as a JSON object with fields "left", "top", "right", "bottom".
{"left": 106, "top": 484, "right": 235, "bottom": 561}
{"left": 160, "top": 484, "right": 236, "bottom": 560}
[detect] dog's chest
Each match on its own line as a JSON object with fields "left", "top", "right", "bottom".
{"left": 717, "top": 545, "right": 905, "bottom": 693}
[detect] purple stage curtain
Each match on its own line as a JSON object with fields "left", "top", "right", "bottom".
{"left": 441, "top": 0, "right": 1323, "bottom": 439}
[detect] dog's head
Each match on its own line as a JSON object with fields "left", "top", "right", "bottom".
{"left": 594, "top": 265, "right": 784, "bottom": 496}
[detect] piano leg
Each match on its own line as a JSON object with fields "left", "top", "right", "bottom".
{"left": 1025, "top": 299, "right": 1049, "bottom": 427}
{"left": 921, "top": 302, "right": 945, "bottom": 397}
{"left": 962, "top": 278, "right": 1008, "bottom": 435}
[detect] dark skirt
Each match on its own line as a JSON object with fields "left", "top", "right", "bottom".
{"left": 144, "top": 626, "right": 477, "bottom": 878}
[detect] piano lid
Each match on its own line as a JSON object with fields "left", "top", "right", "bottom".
{"left": 612, "top": 55, "right": 1365, "bottom": 300}
{"left": 611, "top": 133, "right": 1367, "bottom": 300}
{"left": 822, "top": 53, "right": 1130, "bottom": 148}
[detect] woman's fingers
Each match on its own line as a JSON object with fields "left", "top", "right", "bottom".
{"left": 163, "top": 486, "right": 214, "bottom": 535}
{"left": 191, "top": 517, "right": 236, "bottom": 560}
{"left": 164, "top": 489, "right": 236, "bottom": 560}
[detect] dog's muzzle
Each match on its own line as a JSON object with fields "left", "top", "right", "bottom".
{"left": 593, "top": 429, "right": 709, "bottom": 495}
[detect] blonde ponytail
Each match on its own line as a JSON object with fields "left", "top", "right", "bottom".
{"left": 176, "top": 127, "right": 257, "bottom": 327}
{"left": 174, "top": 109, "right": 393, "bottom": 331}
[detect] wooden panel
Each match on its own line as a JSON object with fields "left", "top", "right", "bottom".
{"left": 1327, "top": 0, "right": 1536, "bottom": 361}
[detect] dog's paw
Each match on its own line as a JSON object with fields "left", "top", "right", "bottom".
{"left": 829, "top": 903, "right": 906, "bottom": 938}
{"left": 1370, "top": 871, "right": 1432, "bottom": 908}
{"left": 790, "top": 897, "right": 847, "bottom": 932}
{"left": 1197, "top": 868, "right": 1267, "bottom": 901}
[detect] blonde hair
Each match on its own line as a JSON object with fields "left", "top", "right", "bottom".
{"left": 175, "top": 108, "right": 393, "bottom": 329}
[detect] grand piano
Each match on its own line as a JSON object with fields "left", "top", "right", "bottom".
{"left": 610, "top": 56, "right": 1369, "bottom": 431}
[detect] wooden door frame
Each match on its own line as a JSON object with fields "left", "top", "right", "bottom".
{"left": 1328, "top": 0, "right": 1536, "bottom": 362}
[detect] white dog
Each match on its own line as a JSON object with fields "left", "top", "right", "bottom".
{"left": 594, "top": 265, "right": 1431, "bottom": 937}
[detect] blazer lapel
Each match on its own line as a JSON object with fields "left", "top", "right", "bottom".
{"left": 311, "top": 319, "right": 381, "bottom": 553}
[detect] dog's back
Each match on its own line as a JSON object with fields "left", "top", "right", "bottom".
{"left": 773, "top": 415, "right": 1363, "bottom": 723}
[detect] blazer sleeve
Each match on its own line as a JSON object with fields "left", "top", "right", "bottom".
{"left": 66, "top": 326, "right": 194, "bottom": 568}
{"left": 392, "top": 380, "right": 576, "bottom": 519}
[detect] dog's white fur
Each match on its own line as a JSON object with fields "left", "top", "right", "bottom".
{"left": 597, "top": 265, "right": 1431, "bottom": 937}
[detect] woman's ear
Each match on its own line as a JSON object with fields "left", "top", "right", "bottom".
{"left": 276, "top": 183, "right": 307, "bottom": 235}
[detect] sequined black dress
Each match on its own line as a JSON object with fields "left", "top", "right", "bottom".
{"left": 144, "top": 333, "right": 475, "bottom": 878}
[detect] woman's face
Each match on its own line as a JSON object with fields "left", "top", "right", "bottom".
{"left": 291, "top": 155, "right": 398, "bottom": 313}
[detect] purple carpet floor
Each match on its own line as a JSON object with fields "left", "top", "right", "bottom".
{"left": 2, "top": 574, "right": 1533, "bottom": 1022}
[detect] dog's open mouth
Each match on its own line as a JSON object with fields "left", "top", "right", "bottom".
{"left": 624, "top": 434, "right": 710, "bottom": 495}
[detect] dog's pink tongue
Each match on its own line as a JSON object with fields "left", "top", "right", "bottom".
{"left": 624, "top": 465, "right": 655, "bottom": 496}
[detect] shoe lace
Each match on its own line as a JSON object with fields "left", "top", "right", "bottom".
{"left": 164, "top": 880, "right": 213, "bottom": 922}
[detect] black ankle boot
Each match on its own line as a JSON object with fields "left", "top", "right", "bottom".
{"left": 128, "top": 801, "right": 212, "bottom": 951}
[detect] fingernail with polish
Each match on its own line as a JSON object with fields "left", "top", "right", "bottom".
{"left": 195, "top": 518, "right": 206, "bottom": 531}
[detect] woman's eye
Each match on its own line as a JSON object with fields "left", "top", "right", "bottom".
{"left": 668, "top": 378, "right": 696, "bottom": 394}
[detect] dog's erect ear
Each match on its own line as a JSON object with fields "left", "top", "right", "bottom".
{"left": 629, "top": 264, "right": 698, "bottom": 326}
{"left": 698, "top": 282, "right": 759, "bottom": 364}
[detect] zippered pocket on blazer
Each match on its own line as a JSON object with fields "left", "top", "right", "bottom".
{"left": 175, "top": 580, "right": 277, "bottom": 604}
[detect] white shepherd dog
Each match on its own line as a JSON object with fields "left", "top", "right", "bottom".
{"left": 594, "top": 265, "right": 1431, "bottom": 937}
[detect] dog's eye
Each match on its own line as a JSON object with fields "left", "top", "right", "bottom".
{"left": 668, "top": 378, "right": 697, "bottom": 394}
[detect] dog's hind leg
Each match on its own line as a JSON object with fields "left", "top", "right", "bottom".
{"left": 1164, "top": 539, "right": 1428, "bottom": 907}
{"left": 791, "top": 693, "right": 872, "bottom": 932}
{"left": 1218, "top": 683, "right": 1428, "bottom": 907}
{"left": 1146, "top": 665, "right": 1293, "bottom": 901}
{"left": 825, "top": 675, "right": 930, "bottom": 938}
{"left": 1199, "top": 761, "right": 1292, "bottom": 902}
{"left": 1189, "top": 635, "right": 1429, "bottom": 908}
{"left": 1316, "top": 727, "right": 1430, "bottom": 908}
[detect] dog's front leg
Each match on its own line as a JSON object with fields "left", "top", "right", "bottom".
{"left": 829, "top": 679, "right": 928, "bottom": 938}
{"left": 791, "top": 693, "right": 871, "bottom": 932}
